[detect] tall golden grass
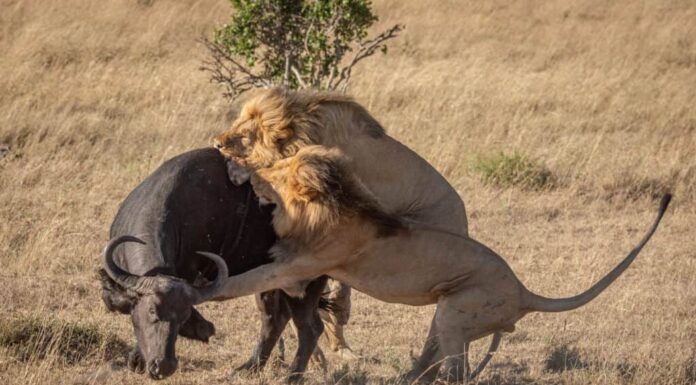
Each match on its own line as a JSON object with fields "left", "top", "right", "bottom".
{"left": 0, "top": 1, "right": 694, "bottom": 384}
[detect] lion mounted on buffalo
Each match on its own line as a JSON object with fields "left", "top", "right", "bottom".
{"left": 213, "top": 87, "right": 503, "bottom": 379}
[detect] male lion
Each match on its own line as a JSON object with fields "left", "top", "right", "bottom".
{"left": 208, "top": 146, "right": 671, "bottom": 382}
{"left": 213, "top": 87, "right": 468, "bottom": 237}
{"left": 213, "top": 88, "right": 481, "bottom": 369}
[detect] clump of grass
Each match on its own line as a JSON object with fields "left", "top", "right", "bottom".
{"left": 506, "top": 330, "right": 530, "bottom": 345}
{"left": 685, "top": 352, "right": 696, "bottom": 384}
{"left": 330, "top": 363, "right": 369, "bottom": 385}
{"left": 616, "top": 361, "right": 637, "bottom": 381}
{"left": 473, "top": 151, "right": 552, "bottom": 190}
{"left": 543, "top": 343, "right": 587, "bottom": 373}
{"left": 601, "top": 173, "right": 672, "bottom": 202}
{"left": 0, "top": 316, "right": 128, "bottom": 364}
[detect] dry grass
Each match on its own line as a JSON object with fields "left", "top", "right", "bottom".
{"left": 1, "top": 0, "right": 695, "bottom": 384}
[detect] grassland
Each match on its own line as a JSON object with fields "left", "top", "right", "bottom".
{"left": 1, "top": 1, "right": 695, "bottom": 384}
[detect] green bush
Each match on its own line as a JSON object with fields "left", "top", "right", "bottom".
{"left": 203, "top": 0, "right": 402, "bottom": 97}
{"left": 473, "top": 151, "right": 552, "bottom": 190}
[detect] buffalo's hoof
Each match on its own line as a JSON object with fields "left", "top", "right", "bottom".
{"left": 400, "top": 368, "right": 438, "bottom": 385}
{"left": 334, "top": 347, "right": 360, "bottom": 361}
{"left": 235, "top": 359, "right": 264, "bottom": 373}
{"left": 287, "top": 371, "right": 305, "bottom": 384}
{"left": 127, "top": 347, "right": 146, "bottom": 374}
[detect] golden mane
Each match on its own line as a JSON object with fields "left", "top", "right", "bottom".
{"left": 256, "top": 146, "right": 402, "bottom": 243}
{"left": 240, "top": 88, "right": 385, "bottom": 156}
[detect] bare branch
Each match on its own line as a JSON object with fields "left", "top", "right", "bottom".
{"left": 283, "top": 53, "right": 291, "bottom": 87}
{"left": 199, "top": 37, "right": 272, "bottom": 99}
{"left": 331, "top": 24, "right": 403, "bottom": 92}
{"left": 325, "top": 66, "right": 336, "bottom": 90}
{"left": 291, "top": 65, "right": 309, "bottom": 89}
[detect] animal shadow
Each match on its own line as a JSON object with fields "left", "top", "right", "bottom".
{"left": 180, "top": 358, "right": 216, "bottom": 372}
{"left": 475, "top": 360, "right": 536, "bottom": 385}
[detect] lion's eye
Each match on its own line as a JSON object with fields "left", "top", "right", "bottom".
{"left": 241, "top": 136, "right": 251, "bottom": 147}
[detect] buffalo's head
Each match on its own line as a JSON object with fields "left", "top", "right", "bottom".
{"left": 99, "top": 236, "right": 226, "bottom": 379}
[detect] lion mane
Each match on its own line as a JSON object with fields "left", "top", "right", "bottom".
{"left": 252, "top": 146, "right": 401, "bottom": 244}
{"left": 214, "top": 88, "right": 385, "bottom": 169}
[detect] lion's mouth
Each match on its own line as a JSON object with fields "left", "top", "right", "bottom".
{"left": 218, "top": 150, "right": 248, "bottom": 166}
{"left": 231, "top": 156, "right": 248, "bottom": 167}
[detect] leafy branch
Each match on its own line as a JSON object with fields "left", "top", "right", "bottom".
{"left": 201, "top": 0, "right": 402, "bottom": 98}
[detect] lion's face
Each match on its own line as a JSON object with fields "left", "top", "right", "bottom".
{"left": 214, "top": 114, "right": 277, "bottom": 168}
{"left": 214, "top": 91, "right": 301, "bottom": 177}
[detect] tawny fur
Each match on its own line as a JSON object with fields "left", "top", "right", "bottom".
{"left": 214, "top": 89, "right": 474, "bottom": 377}
{"left": 213, "top": 88, "right": 469, "bottom": 236}
{"left": 215, "top": 146, "right": 670, "bottom": 382}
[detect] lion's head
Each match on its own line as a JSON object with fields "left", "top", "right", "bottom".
{"left": 213, "top": 88, "right": 384, "bottom": 183}
{"left": 251, "top": 145, "right": 401, "bottom": 242}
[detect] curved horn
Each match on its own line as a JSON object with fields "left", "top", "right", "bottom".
{"left": 192, "top": 251, "right": 229, "bottom": 304}
{"left": 103, "top": 235, "right": 150, "bottom": 293}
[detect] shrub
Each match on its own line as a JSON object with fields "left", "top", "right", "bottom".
{"left": 473, "top": 151, "right": 552, "bottom": 190}
{"left": 202, "top": 0, "right": 402, "bottom": 98}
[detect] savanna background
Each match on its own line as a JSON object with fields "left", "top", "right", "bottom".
{"left": 1, "top": 0, "right": 695, "bottom": 384}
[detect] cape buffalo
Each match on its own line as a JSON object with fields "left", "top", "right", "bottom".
{"left": 99, "top": 148, "right": 330, "bottom": 381}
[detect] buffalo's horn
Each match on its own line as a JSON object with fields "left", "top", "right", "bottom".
{"left": 192, "top": 252, "right": 229, "bottom": 304}
{"left": 102, "top": 235, "right": 154, "bottom": 294}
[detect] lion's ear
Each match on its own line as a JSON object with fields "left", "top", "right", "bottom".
{"left": 272, "top": 123, "right": 294, "bottom": 144}
{"left": 288, "top": 170, "right": 321, "bottom": 203}
{"left": 287, "top": 157, "right": 329, "bottom": 204}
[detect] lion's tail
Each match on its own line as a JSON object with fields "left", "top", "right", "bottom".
{"left": 522, "top": 194, "right": 671, "bottom": 313}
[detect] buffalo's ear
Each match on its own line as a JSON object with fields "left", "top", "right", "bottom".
{"left": 178, "top": 308, "right": 215, "bottom": 343}
{"left": 98, "top": 269, "right": 136, "bottom": 314}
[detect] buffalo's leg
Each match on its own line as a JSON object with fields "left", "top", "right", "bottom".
{"left": 405, "top": 314, "right": 443, "bottom": 383}
{"left": 179, "top": 307, "right": 215, "bottom": 342}
{"left": 127, "top": 345, "right": 146, "bottom": 374}
{"left": 286, "top": 276, "right": 328, "bottom": 383}
{"left": 237, "top": 290, "right": 291, "bottom": 372}
{"left": 319, "top": 280, "right": 358, "bottom": 360}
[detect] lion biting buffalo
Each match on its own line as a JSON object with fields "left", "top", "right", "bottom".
{"left": 99, "top": 148, "right": 350, "bottom": 381}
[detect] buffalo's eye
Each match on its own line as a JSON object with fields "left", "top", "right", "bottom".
{"left": 148, "top": 307, "right": 159, "bottom": 322}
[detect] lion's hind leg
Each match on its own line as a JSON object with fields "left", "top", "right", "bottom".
{"left": 435, "top": 287, "right": 515, "bottom": 383}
